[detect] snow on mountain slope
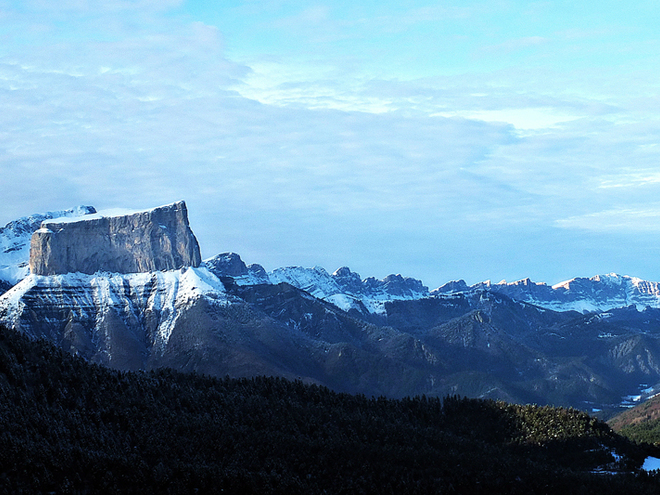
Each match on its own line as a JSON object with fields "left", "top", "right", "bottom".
{"left": 205, "top": 253, "right": 427, "bottom": 314}
{"left": 0, "top": 206, "right": 96, "bottom": 286}
{"left": 0, "top": 266, "right": 234, "bottom": 365}
{"left": 433, "top": 274, "right": 660, "bottom": 313}
{"left": 206, "top": 254, "right": 660, "bottom": 315}
{"left": 269, "top": 266, "right": 344, "bottom": 300}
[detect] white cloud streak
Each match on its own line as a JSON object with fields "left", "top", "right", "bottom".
{"left": 556, "top": 207, "right": 660, "bottom": 232}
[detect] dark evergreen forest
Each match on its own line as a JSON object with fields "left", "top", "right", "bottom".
{"left": 1, "top": 324, "right": 660, "bottom": 494}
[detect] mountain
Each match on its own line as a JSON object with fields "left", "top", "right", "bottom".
{"left": 6, "top": 261, "right": 660, "bottom": 416}
{"left": 433, "top": 274, "right": 660, "bottom": 313}
{"left": 4, "top": 206, "right": 660, "bottom": 316}
{"left": 30, "top": 200, "right": 201, "bottom": 275}
{"left": 0, "top": 205, "right": 96, "bottom": 289}
{"left": 0, "top": 205, "right": 441, "bottom": 396}
{"left": 205, "top": 252, "right": 428, "bottom": 315}
{"left": 0, "top": 262, "right": 460, "bottom": 398}
{"left": 5, "top": 203, "right": 660, "bottom": 417}
{"left": 3, "top": 323, "right": 659, "bottom": 494}
{"left": 0, "top": 267, "right": 236, "bottom": 370}
{"left": 206, "top": 253, "right": 660, "bottom": 316}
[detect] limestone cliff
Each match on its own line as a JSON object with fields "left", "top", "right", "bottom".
{"left": 29, "top": 201, "right": 201, "bottom": 275}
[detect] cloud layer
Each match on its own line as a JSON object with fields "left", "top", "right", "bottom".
{"left": 2, "top": 1, "right": 660, "bottom": 287}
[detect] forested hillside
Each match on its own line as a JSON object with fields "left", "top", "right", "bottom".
{"left": 610, "top": 394, "right": 660, "bottom": 444}
{"left": 1, "top": 324, "right": 659, "bottom": 494}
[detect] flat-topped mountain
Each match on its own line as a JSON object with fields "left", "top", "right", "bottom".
{"left": 29, "top": 201, "right": 201, "bottom": 275}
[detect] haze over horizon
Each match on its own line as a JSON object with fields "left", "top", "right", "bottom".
{"left": 2, "top": 1, "right": 660, "bottom": 288}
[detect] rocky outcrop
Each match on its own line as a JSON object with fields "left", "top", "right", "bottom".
{"left": 205, "top": 252, "right": 270, "bottom": 284}
{"left": 29, "top": 201, "right": 201, "bottom": 275}
{"left": 0, "top": 280, "right": 11, "bottom": 296}
{"left": 1, "top": 205, "right": 96, "bottom": 285}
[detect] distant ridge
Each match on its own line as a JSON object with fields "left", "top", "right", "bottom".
{"left": 207, "top": 252, "right": 660, "bottom": 315}
{"left": 433, "top": 274, "right": 660, "bottom": 313}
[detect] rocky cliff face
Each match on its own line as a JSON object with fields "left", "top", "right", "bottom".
{"left": 0, "top": 205, "right": 96, "bottom": 286}
{"left": 30, "top": 201, "right": 201, "bottom": 275}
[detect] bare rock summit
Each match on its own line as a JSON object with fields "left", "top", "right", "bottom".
{"left": 29, "top": 201, "right": 201, "bottom": 275}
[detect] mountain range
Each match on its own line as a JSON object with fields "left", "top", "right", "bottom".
{"left": 206, "top": 251, "right": 660, "bottom": 316}
{"left": 3, "top": 203, "right": 660, "bottom": 418}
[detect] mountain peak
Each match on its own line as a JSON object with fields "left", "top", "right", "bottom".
{"left": 30, "top": 201, "right": 201, "bottom": 276}
{"left": 1, "top": 205, "right": 97, "bottom": 238}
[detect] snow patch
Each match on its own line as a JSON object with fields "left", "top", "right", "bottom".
{"left": 643, "top": 457, "right": 660, "bottom": 471}
{"left": 0, "top": 267, "right": 233, "bottom": 353}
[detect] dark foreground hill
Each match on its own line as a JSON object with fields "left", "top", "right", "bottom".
{"left": 1, "top": 324, "right": 660, "bottom": 494}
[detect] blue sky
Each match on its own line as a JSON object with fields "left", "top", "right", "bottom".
{"left": 2, "top": 0, "right": 660, "bottom": 288}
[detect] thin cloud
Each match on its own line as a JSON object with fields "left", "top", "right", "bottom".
{"left": 431, "top": 107, "right": 580, "bottom": 130}
{"left": 20, "top": 0, "right": 184, "bottom": 13}
{"left": 556, "top": 208, "right": 660, "bottom": 232}
{"left": 274, "top": 5, "right": 330, "bottom": 27}
{"left": 599, "top": 171, "right": 660, "bottom": 189}
{"left": 481, "top": 36, "right": 549, "bottom": 54}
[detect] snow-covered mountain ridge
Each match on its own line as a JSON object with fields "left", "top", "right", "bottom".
{"left": 205, "top": 253, "right": 660, "bottom": 315}
{"left": 3, "top": 206, "right": 660, "bottom": 316}
{"left": 432, "top": 274, "right": 660, "bottom": 313}
{"left": 205, "top": 253, "right": 429, "bottom": 314}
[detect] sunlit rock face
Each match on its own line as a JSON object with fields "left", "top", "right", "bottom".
{"left": 29, "top": 201, "right": 201, "bottom": 275}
